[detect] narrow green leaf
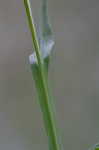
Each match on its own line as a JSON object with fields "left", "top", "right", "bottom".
{"left": 30, "top": 62, "right": 62, "bottom": 150}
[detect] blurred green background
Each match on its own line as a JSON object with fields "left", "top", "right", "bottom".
{"left": 0, "top": 0, "right": 99, "bottom": 150}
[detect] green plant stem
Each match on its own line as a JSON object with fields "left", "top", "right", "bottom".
{"left": 24, "top": 0, "right": 61, "bottom": 150}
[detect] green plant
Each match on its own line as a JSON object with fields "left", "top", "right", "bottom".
{"left": 23, "top": 1, "right": 99, "bottom": 150}
{"left": 89, "top": 144, "right": 99, "bottom": 150}
{"left": 24, "top": 0, "right": 62, "bottom": 150}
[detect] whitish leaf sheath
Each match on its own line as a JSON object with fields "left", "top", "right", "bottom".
{"left": 29, "top": 0, "right": 54, "bottom": 65}
{"left": 29, "top": 39, "right": 54, "bottom": 64}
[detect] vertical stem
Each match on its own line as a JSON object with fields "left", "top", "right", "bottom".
{"left": 24, "top": 0, "right": 43, "bottom": 66}
{"left": 24, "top": 0, "right": 61, "bottom": 150}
